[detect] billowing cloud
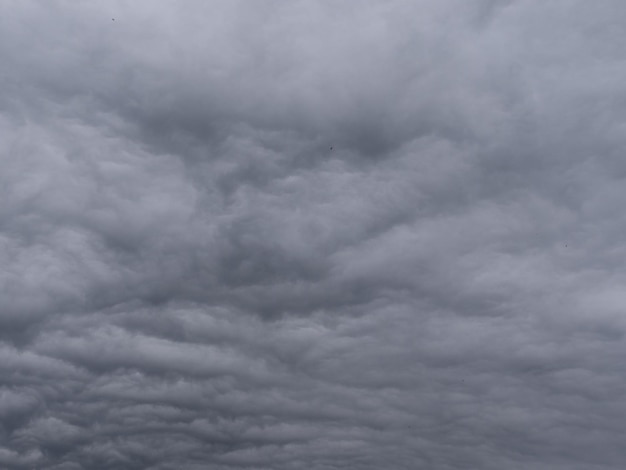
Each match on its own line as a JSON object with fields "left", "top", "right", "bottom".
{"left": 1, "top": 1, "right": 626, "bottom": 468}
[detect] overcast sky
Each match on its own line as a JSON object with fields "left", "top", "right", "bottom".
{"left": 2, "top": 1, "right": 626, "bottom": 469}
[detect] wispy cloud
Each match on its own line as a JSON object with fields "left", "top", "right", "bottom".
{"left": 1, "top": 1, "right": 625, "bottom": 468}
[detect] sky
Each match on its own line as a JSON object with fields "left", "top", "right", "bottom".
{"left": 1, "top": 1, "right": 626, "bottom": 469}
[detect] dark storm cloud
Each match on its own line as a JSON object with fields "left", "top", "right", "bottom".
{"left": 2, "top": 0, "right": 626, "bottom": 468}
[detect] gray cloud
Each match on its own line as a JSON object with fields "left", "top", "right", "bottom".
{"left": 1, "top": 0, "right": 626, "bottom": 468}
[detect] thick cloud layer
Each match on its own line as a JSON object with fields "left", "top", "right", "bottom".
{"left": 2, "top": 1, "right": 626, "bottom": 468}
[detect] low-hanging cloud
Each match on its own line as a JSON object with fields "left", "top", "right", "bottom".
{"left": 1, "top": 0, "right": 626, "bottom": 469}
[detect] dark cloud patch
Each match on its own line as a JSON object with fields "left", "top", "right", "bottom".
{"left": 2, "top": 1, "right": 626, "bottom": 469}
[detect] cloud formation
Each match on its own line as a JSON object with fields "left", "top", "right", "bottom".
{"left": 2, "top": 1, "right": 626, "bottom": 468}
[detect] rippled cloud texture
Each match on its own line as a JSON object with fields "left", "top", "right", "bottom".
{"left": 2, "top": 1, "right": 626, "bottom": 469}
